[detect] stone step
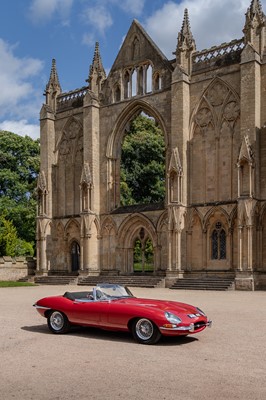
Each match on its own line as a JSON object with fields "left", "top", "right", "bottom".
{"left": 170, "top": 278, "right": 235, "bottom": 291}
{"left": 17, "top": 276, "right": 34, "bottom": 282}
{"left": 78, "top": 276, "right": 164, "bottom": 288}
{"left": 34, "top": 276, "right": 78, "bottom": 285}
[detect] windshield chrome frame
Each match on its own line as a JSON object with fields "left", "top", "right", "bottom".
{"left": 93, "top": 284, "right": 134, "bottom": 301}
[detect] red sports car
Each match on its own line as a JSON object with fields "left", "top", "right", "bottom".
{"left": 33, "top": 283, "right": 212, "bottom": 345}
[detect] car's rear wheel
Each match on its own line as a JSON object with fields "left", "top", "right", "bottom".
{"left": 132, "top": 318, "right": 161, "bottom": 345}
{"left": 47, "top": 310, "right": 70, "bottom": 334}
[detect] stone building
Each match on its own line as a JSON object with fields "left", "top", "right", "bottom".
{"left": 37, "top": 0, "right": 266, "bottom": 290}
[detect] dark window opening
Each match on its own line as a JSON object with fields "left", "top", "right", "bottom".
{"left": 211, "top": 222, "right": 226, "bottom": 260}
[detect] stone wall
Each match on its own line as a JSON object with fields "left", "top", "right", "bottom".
{"left": 0, "top": 257, "right": 36, "bottom": 281}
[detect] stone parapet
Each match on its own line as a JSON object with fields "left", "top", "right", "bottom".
{"left": 0, "top": 257, "right": 36, "bottom": 281}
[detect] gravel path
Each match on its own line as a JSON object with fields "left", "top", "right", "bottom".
{"left": 0, "top": 285, "right": 266, "bottom": 400}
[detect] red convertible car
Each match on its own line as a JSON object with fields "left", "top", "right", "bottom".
{"left": 33, "top": 283, "right": 212, "bottom": 344}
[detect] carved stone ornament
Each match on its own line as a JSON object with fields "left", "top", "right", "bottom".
{"left": 195, "top": 107, "right": 213, "bottom": 127}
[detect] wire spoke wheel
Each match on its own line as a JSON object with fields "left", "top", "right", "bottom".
{"left": 132, "top": 318, "right": 161, "bottom": 345}
{"left": 136, "top": 318, "right": 153, "bottom": 340}
{"left": 50, "top": 311, "right": 65, "bottom": 331}
{"left": 48, "top": 311, "right": 70, "bottom": 334}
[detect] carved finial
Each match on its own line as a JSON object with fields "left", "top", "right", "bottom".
{"left": 46, "top": 59, "right": 61, "bottom": 93}
{"left": 174, "top": 9, "right": 196, "bottom": 75}
{"left": 87, "top": 42, "right": 106, "bottom": 94}
{"left": 238, "top": 135, "right": 254, "bottom": 163}
{"left": 169, "top": 147, "right": 183, "bottom": 175}
{"left": 80, "top": 163, "right": 92, "bottom": 186}
{"left": 37, "top": 171, "right": 47, "bottom": 191}
{"left": 178, "top": 9, "right": 195, "bottom": 51}
{"left": 250, "top": 0, "right": 263, "bottom": 17}
{"left": 44, "top": 59, "right": 62, "bottom": 112}
{"left": 243, "top": 0, "right": 265, "bottom": 53}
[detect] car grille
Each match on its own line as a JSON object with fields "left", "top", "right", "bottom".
{"left": 194, "top": 321, "right": 206, "bottom": 330}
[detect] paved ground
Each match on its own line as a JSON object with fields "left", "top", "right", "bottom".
{"left": 0, "top": 285, "right": 266, "bottom": 400}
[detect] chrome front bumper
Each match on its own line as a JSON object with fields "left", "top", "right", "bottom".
{"left": 160, "top": 320, "right": 212, "bottom": 332}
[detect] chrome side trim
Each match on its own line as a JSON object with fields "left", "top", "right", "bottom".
{"left": 33, "top": 304, "right": 51, "bottom": 310}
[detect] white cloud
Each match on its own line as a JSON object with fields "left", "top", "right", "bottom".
{"left": 29, "top": 0, "right": 73, "bottom": 25}
{"left": 114, "top": 0, "right": 145, "bottom": 16}
{"left": 82, "top": 5, "right": 113, "bottom": 35}
{"left": 81, "top": 0, "right": 146, "bottom": 43}
{"left": 0, "top": 119, "right": 40, "bottom": 139}
{"left": 0, "top": 38, "right": 43, "bottom": 115}
{"left": 82, "top": 32, "right": 96, "bottom": 47}
{"left": 144, "top": 0, "right": 259, "bottom": 58}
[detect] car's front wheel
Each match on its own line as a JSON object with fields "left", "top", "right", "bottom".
{"left": 132, "top": 318, "right": 161, "bottom": 345}
{"left": 47, "top": 310, "right": 70, "bottom": 334}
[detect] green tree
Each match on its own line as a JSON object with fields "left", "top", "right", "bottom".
{"left": 120, "top": 114, "right": 165, "bottom": 205}
{"left": 0, "top": 131, "right": 40, "bottom": 254}
{"left": 0, "top": 215, "right": 34, "bottom": 257}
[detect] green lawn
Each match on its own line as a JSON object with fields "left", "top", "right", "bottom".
{"left": 133, "top": 263, "right": 154, "bottom": 272}
{"left": 0, "top": 281, "right": 37, "bottom": 287}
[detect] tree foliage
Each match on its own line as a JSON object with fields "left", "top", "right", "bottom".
{"left": 0, "top": 131, "right": 40, "bottom": 256}
{"left": 120, "top": 114, "right": 165, "bottom": 205}
{"left": 0, "top": 215, "right": 34, "bottom": 257}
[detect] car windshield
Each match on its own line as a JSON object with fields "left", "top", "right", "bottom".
{"left": 95, "top": 284, "right": 134, "bottom": 299}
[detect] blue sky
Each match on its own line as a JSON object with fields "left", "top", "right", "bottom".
{"left": 0, "top": 0, "right": 264, "bottom": 139}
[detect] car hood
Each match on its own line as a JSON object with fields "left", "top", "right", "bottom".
{"left": 117, "top": 297, "right": 198, "bottom": 314}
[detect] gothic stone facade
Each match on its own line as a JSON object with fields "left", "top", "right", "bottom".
{"left": 37, "top": 1, "right": 266, "bottom": 290}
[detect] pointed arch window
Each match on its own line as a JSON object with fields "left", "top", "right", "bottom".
{"left": 132, "top": 37, "right": 140, "bottom": 59}
{"left": 211, "top": 222, "right": 226, "bottom": 260}
{"left": 154, "top": 72, "right": 161, "bottom": 91}
{"left": 114, "top": 85, "right": 121, "bottom": 102}
{"left": 37, "top": 188, "right": 47, "bottom": 216}
{"left": 124, "top": 71, "right": 130, "bottom": 99}
{"left": 81, "top": 182, "right": 90, "bottom": 212}
{"left": 131, "top": 69, "right": 137, "bottom": 97}
{"left": 238, "top": 159, "right": 252, "bottom": 197}
{"left": 169, "top": 171, "right": 179, "bottom": 203}
{"left": 146, "top": 65, "right": 152, "bottom": 93}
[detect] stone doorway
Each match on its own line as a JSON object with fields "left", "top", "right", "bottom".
{"left": 71, "top": 241, "right": 80, "bottom": 272}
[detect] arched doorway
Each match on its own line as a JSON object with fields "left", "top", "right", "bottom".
{"left": 71, "top": 241, "right": 80, "bottom": 272}
{"left": 133, "top": 228, "right": 154, "bottom": 273}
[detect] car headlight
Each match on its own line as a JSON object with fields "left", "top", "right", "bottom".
{"left": 165, "top": 312, "right": 182, "bottom": 324}
{"left": 196, "top": 307, "right": 206, "bottom": 316}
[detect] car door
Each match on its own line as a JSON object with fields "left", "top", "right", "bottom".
{"left": 70, "top": 300, "right": 110, "bottom": 327}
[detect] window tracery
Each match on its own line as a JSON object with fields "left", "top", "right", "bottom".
{"left": 113, "top": 62, "right": 161, "bottom": 103}
{"left": 211, "top": 221, "right": 226, "bottom": 260}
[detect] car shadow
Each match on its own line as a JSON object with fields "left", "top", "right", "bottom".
{"left": 21, "top": 324, "right": 198, "bottom": 346}
{"left": 21, "top": 324, "right": 50, "bottom": 334}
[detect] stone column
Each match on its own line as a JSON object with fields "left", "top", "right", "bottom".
{"left": 247, "top": 225, "right": 253, "bottom": 271}
{"left": 40, "top": 237, "right": 48, "bottom": 275}
{"left": 228, "top": 228, "right": 233, "bottom": 270}
{"left": 167, "top": 229, "right": 172, "bottom": 272}
{"left": 238, "top": 226, "right": 243, "bottom": 271}
{"left": 79, "top": 237, "right": 84, "bottom": 273}
{"left": 202, "top": 229, "right": 207, "bottom": 270}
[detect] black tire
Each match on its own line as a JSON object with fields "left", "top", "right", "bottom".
{"left": 131, "top": 318, "right": 161, "bottom": 345}
{"left": 47, "top": 310, "right": 70, "bottom": 334}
